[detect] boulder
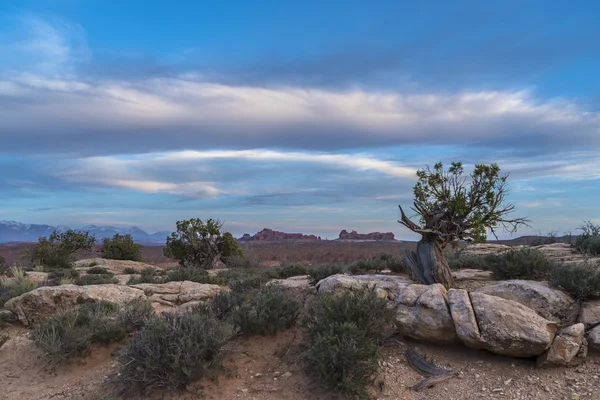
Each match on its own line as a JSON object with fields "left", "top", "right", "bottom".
{"left": 475, "top": 280, "right": 578, "bottom": 326}
{"left": 74, "top": 258, "right": 163, "bottom": 275}
{"left": 396, "top": 284, "right": 458, "bottom": 344}
{"left": 537, "top": 323, "right": 585, "bottom": 367}
{"left": 579, "top": 300, "right": 600, "bottom": 330}
{"left": 316, "top": 274, "right": 412, "bottom": 300}
{"left": 447, "top": 289, "right": 484, "bottom": 349}
{"left": 267, "top": 276, "right": 315, "bottom": 299}
{"left": 588, "top": 325, "right": 600, "bottom": 353}
{"left": 470, "top": 292, "right": 558, "bottom": 357}
{"left": 129, "top": 281, "right": 225, "bottom": 307}
{"left": 4, "top": 284, "right": 145, "bottom": 326}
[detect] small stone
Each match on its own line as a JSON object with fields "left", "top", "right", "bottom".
{"left": 504, "top": 378, "right": 513, "bottom": 386}
{"left": 282, "top": 372, "right": 292, "bottom": 378}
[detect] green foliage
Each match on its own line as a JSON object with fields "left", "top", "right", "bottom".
{"left": 118, "top": 309, "right": 234, "bottom": 391}
{"left": 404, "top": 161, "right": 528, "bottom": 244}
{"left": 575, "top": 221, "right": 600, "bottom": 256}
{"left": 100, "top": 234, "right": 143, "bottom": 261}
{"left": 206, "top": 291, "right": 245, "bottom": 320}
{"left": 76, "top": 274, "right": 119, "bottom": 286}
{"left": 0, "top": 265, "right": 36, "bottom": 306}
{"left": 87, "top": 266, "right": 110, "bottom": 274}
{"left": 224, "top": 255, "right": 261, "bottom": 269}
{"left": 347, "top": 253, "right": 404, "bottom": 274}
{"left": 47, "top": 268, "right": 80, "bottom": 283}
{"left": 127, "top": 268, "right": 163, "bottom": 285}
{"left": 165, "top": 266, "right": 214, "bottom": 283}
{"left": 232, "top": 284, "right": 300, "bottom": 335}
{"left": 164, "top": 218, "right": 243, "bottom": 269}
{"left": 27, "top": 230, "right": 96, "bottom": 269}
{"left": 486, "top": 248, "right": 554, "bottom": 280}
{"left": 445, "top": 253, "right": 491, "bottom": 270}
{"left": 550, "top": 262, "right": 600, "bottom": 300}
{"left": 123, "top": 267, "right": 136, "bottom": 274}
{"left": 116, "top": 298, "right": 155, "bottom": 332}
{"left": 302, "top": 288, "right": 394, "bottom": 398}
{"left": 31, "top": 301, "right": 129, "bottom": 363}
{"left": 308, "top": 264, "right": 347, "bottom": 284}
{"left": 270, "top": 263, "right": 309, "bottom": 278}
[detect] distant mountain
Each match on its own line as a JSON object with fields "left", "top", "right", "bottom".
{"left": 0, "top": 220, "right": 170, "bottom": 245}
{"left": 337, "top": 229, "right": 396, "bottom": 241}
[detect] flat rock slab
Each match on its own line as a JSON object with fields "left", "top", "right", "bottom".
{"left": 579, "top": 300, "right": 600, "bottom": 330}
{"left": 129, "top": 280, "right": 225, "bottom": 306}
{"left": 316, "top": 274, "right": 412, "bottom": 300}
{"left": 588, "top": 325, "right": 600, "bottom": 353}
{"left": 74, "top": 258, "right": 163, "bottom": 275}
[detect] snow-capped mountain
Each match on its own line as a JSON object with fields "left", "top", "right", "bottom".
{"left": 0, "top": 221, "right": 170, "bottom": 244}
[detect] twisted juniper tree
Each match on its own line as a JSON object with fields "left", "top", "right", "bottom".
{"left": 398, "top": 162, "right": 529, "bottom": 289}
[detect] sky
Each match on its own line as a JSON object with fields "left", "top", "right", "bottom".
{"left": 1, "top": 0, "right": 599, "bottom": 240}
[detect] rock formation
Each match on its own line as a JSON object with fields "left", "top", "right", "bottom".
{"left": 338, "top": 230, "right": 396, "bottom": 241}
{"left": 238, "top": 228, "right": 320, "bottom": 242}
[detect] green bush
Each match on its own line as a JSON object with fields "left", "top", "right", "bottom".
{"left": 232, "top": 284, "right": 300, "bottom": 335}
{"left": 302, "top": 288, "right": 394, "bottom": 398}
{"left": 271, "top": 263, "right": 309, "bottom": 279}
{"left": 0, "top": 265, "right": 37, "bottom": 306}
{"left": 205, "top": 291, "right": 245, "bottom": 320}
{"left": 47, "top": 268, "right": 80, "bottom": 283}
{"left": 550, "top": 262, "right": 600, "bottom": 300}
{"left": 446, "top": 254, "right": 492, "bottom": 270}
{"left": 224, "top": 255, "right": 261, "bottom": 269}
{"left": 308, "top": 264, "right": 347, "bottom": 284}
{"left": 165, "top": 266, "right": 216, "bottom": 283}
{"left": 164, "top": 218, "right": 243, "bottom": 269}
{"left": 116, "top": 298, "right": 155, "bottom": 331}
{"left": 348, "top": 253, "right": 405, "bottom": 275}
{"left": 575, "top": 221, "right": 600, "bottom": 256}
{"left": 27, "top": 230, "right": 95, "bottom": 270}
{"left": 486, "top": 248, "right": 554, "bottom": 280}
{"left": 87, "top": 266, "right": 110, "bottom": 274}
{"left": 123, "top": 267, "right": 136, "bottom": 274}
{"left": 127, "top": 268, "right": 164, "bottom": 285}
{"left": 100, "top": 234, "right": 143, "bottom": 261}
{"left": 119, "top": 309, "right": 234, "bottom": 391}
{"left": 76, "top": 274, "right": 118, "bottom": 286}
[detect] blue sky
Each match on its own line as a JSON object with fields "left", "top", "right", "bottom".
{"left": 1, "top": 1, "right": 599, "bottom": 240}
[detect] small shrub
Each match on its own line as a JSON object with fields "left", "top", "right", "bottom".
{"left": 27, "top": 230, "right": 95, "bottom": 270}
{"left": 47, "top": 268, "right": 80, "bottom": 282}
{"left": 123, "top": 267, "right": 136, "bottom": 274}
{"left": 116, "top": 298, "right": 155, "bottom": 331}
{"left": 0, "top": 266, "right": 36, "bottom": 306}
{"left": 550, "top": 262, "right": 600, "bottom": 300}
{"left": 166, "top": 266, "right": 215, "bottom": 283}
{"left": 224, "top": 255, "right": 261, "bottom": 269}
{"left": 87, "top": 266, "right": 110, "bottom": 274}
{"left": 119, "top": 309, "right": 234, "bottom": 390}
{"left": 446, "top": 254, "right": 491, "bottom": 270}
{"left": 232, "top": 284, "right": 300, "bottom": 335}
{"left": 88, "top": 261, "right": 99, "bottom": 267}
{"left": 272, "top": 263, "right": 309, "bottom": 279}
{"left": 127, "top": 268, "right": 163, "bottom": 285}
{"left": 207, "top": 291, "right": 245, "bottom": 320}
{"left": 575, "top": 221, "right": 600, "bottom": 256}
{"left": 308, "top": 264, "right": 347, "bottom": 284}
{"left": 302, "top": 288, "right": 394, "bottom": 398}
{"left": 76, "top": 274, "right": 118, "bottom": 286}
{"left": 486, "top": 248, "right": 554, "bottom": 280}
{"left": 100, "top": 234, "right": 143, "bottom": 261}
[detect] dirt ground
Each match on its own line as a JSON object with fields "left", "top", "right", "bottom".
{"left": 1, "top": 324, "right": 599, "bottom": 400}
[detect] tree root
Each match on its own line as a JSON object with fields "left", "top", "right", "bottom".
{"left": 405, "top": 346, "right": 458, "bottom": 392}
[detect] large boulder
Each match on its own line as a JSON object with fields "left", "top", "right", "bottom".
{"left": 447, "top": 289, "right": 484, "bottom": 349}
{"left": 74, "top": 258, "right": 163, "bottom": 275}
{"left": 396, "top": 284, "right": 457, "bottom": 344}
{"left": 470, "top": 292, "right": 558, "bottom": 357}
{"left": 537, "top": 323, "right": 585, "bottom": 367}
{"left": 579, "top": 300, "right": 600, "bottom": 330}
{"left": 316, "top": 274, "right": 412, "bottom": 300}
{"left": 267, "top": 276, "right": 315, "bottom": 300}
{"left": 129, "top": 281, "right": 225, "bottom": 307}
{"left": 475, "top": 280, "right": 578, "bottom": 326}
{"left": 4, "top": 284, "right": 145, "bottom": 326}
{"left": 588, "top": 325, "right": 600, "bottom": 353}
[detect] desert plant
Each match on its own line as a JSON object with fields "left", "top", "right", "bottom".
{"left": 302, "top": 288, "right": 394, "bottom": 398}
{"left": 308, "top": 264, "right": 347, "bottom": 284}
{"left": 87, "top": 266, "right": 109, "bottom": 274}
{"left": 127, "top": 268, "right": 163, "bottom": 285}
{"left": 118, "top": 309, "right": 234, "bottom": 391}
{"left": 27, "top": 230, "right": 96, "bottom": 270}
{"left": 232, "top": 284, "right": 300, "bottom": 335}
{"left": 205, "top": 291, "right": 245, "bottom": 320}
{"left": 47, "top": 268, "right": 80, "bottom": 283}
{"left": 76, "top": 274, "right": 119, "bottom": 286}
{"left": 398, "top": 161, "right": 529, "bottom": 288}
{"left": 100, "top": 234, "right": 143, "bottom": 261}
{"left": 164, "top": 218, "right": 242, "bottom": 269}
{"left": 575, "top": 221, "right": 600, "bottom": 256}
{"left": 123, "top": 267, "right": 136, "bottom": 274}
{"left": 445, "top": 253, "right": 492, "bottom": 270}
{"left": 271, "top": 263, "right": 309, "bottom": 279}
{"left": 0, "top": 265, "right": 36, "bottom": 306}
{"left": 486, "top": 248, "right": 554, "bottom": 280}
{"left": 224, "top": 254, "right": 261, "bottom": 269}
{"left": 550, "top": 262, "right": 600, "bottom": 300}
{"left": 116, "top": 298, "right": 155, "bottom": 331}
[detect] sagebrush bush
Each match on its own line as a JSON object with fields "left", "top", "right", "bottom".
{"left": 224, "top": 255, "right": 261, "bottom": 269}
{"left": 308, "top": 264, "right": 347, "bottom": 284}
{"left": 47, "top": 268, "right": 80, "bottom": 282}
{"left": 271, "top": 263, "right": 309, "bottom": 279}
{"left": 575, "top": 221, "right": 600, "bottom": 256}
{"left": 446, "top": 253, "right": 492, "bottom": 270}
{"left": 486, "top": 248, "right": 554, "bottom": 280}
{"left": 127, "top": 268, "right": 164, "bottom": 285}
{"left": 207, "top": 291, "right": 245, "bottom": 320}
{"left": 348, "top": 253, "right": 404, "bottom": 275}
{"left": 123, "top": 267, "right": 136, "bottom": 274}
{"left": 550, "top": 262, "right": 600, "bottom": 300}
{"left": 302, "top": 288, "right": 394, "bottom": 398}
{"left": 0, "top": 265, "right": 36, "bottom": 306}
{"left": 116, "top": 298, "right": 155, "bottom": 331}
{"left": 87, "top": 266, "right": 109, "bottom": 274}
{"left": 76, "top": 274, "right": 118, "bottom": 286}
{"left": 101, "top": 234, "right": 143, "bottom": 261}
{"left": 232, "top": 284, "right": 300, "bottom": 335}
{"left": 119, "top": 309, "right": 234, "bottom": 390}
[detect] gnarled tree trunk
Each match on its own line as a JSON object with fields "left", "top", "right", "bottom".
{"left": 403, "top": 233, "right": 453, "bottom": 289}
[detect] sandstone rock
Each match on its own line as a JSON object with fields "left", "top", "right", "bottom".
{"left": 316, "top": 274, "right": 412, "bottom": 299}
{"left": 461, "top": 244, "right": 513, "bottom": 257}
{"left": 267, "top": 276, "right": 315, "bottom": 299}
{"left": 447, "top": 289, "right": 484, "bottom": 349}
{"left": 238, "top": 229, "right": 320, "bottom": 242}
{"left": 396, "top": 284, "right": 457, "bottom": 344}
{"left": 338, "top": 230, "right": 396, "bottom": 241}
{"left": 579, "top": 300, "right": 600, "bottom": 330}
{"left": 537, "top": 323, "right": 585, "bottom": 367}
{"left": 74, "top": 258, "right": 163, "bottom": 275}
{"left": 24, "top": 271, "right": 50, "bottom": 284}
{"left": 4, "top": 284, "right": 145, "bottom": 326}
{"left": 452, "top": 269, "right": 493, "bottom": 282}
{"left": 129, "top": 281, "right": 225, "bottom": 307}
{"left": 588, "top": 325, "right": 600, "bottom": 353}
{"left": 470, "top": 292, "right": 557, "bottom": 357}
{"left": 475, "top": 280, "right": 578, "bottom": 326}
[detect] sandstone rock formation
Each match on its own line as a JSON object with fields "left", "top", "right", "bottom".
{"left": 447, "top": 289, "right": 485, "bottom": 349}
{"left": 588, "top": 325, "right": 600, "bottom": 352}
{"left": 5, "top": 284, "right": 145, "bottom": 326}
{"left": 74, "top": 258, "right": 163, "bottom": 274}
{"left": 338, "top": 230, "right": 395, "bottom": 241}
{"left": 238, "top": 228, "right": 320, "bottom": 242}
{"left": 129, "top": 281, "right": 226, "bottom": 312}
{"left": 316, "top": 274, "right": 412, "bottom": 299}
{"left": 474, "top": 280, "right": 579, "bottom": 327}
{"left": 579, "top": 300, "right": 600, "bottom": 330}
{"left": 537, "top": 323, "right": 585, "bottom": 367}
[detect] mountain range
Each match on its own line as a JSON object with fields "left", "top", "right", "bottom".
{"left": 0, "top": 221, "right": 171, "bottom": 245}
